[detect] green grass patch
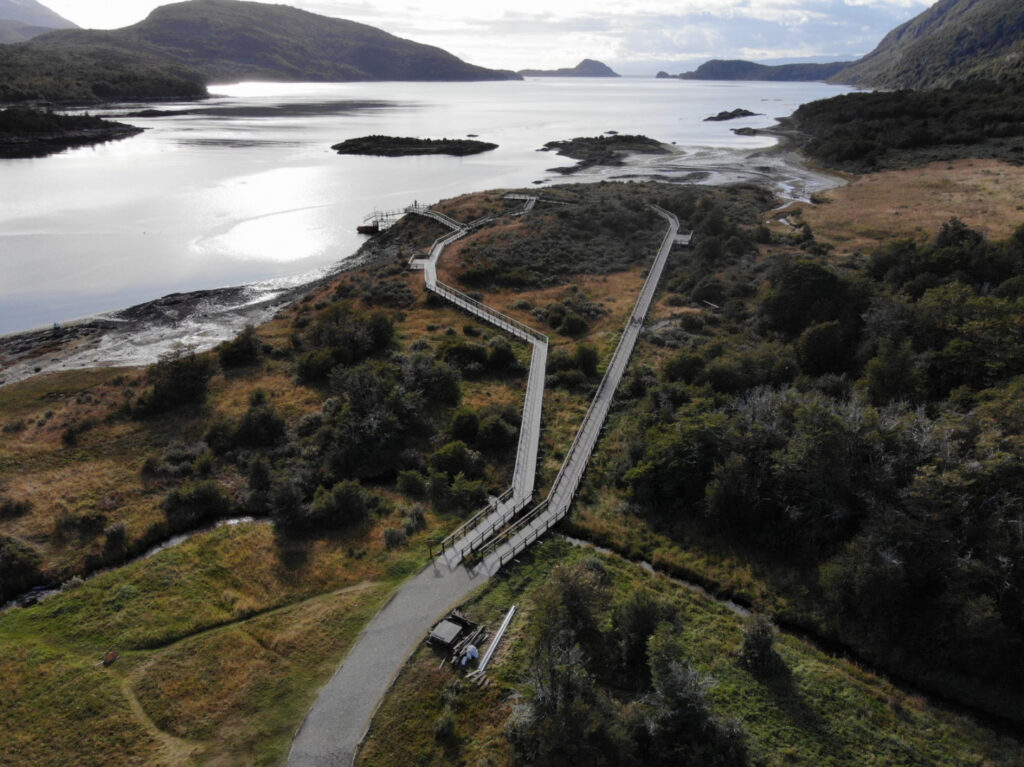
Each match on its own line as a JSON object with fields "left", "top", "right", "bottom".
{"left": 357, "top": 539, "right": 1021, "bottom": 767}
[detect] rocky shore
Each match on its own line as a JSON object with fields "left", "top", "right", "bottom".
{"left": 0, "top": 135, "right": 844, "bottom": 387}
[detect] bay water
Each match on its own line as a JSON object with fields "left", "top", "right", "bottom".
{"left": 0, "top": 78, "right": 850, "bottom": 335}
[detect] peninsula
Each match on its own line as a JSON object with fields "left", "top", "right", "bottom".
{"left": 658, "top": 59, "right": 850, "bottom": 81}
{"left": 541, "top": 134, "right": 669, "bottom": 173}
{"left": 0, "top": 107, "right": 142, "bottom": 158}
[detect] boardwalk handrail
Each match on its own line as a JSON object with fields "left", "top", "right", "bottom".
{"left": 438, "top": 488, "right": 514, "bottom": 554}
{"left": 406, "top": 204, "right": 466, "bottom": 231}
{"left": 482, "top": 206, "right": 683, "bottom": 567}
{"left": 429, "top": 278, "right": 548, "bottom": 343}
{"left": 406, "top": 199, "right": 550, "bottom": 565}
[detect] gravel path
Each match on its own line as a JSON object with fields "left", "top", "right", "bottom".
{"left": 287, "top": 206, "right": 683, "bottom": 767}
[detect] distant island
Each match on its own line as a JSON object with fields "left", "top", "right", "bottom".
{"left": 704, "top": 108, "right": 760, "bottom": 122}
{"left": 0, "top": 107, "right": 142, "bottom": 158}
{"left": 658, "top": 59, "right": 851, "bottom": 82}
{"left": 541, "top": 134, "right": 668, "bottom": 174}
{"left": 518, "top": 59, "right": 620, "bottom": 77}
{"left": 332, "top": 135, "right": 498, "bottom": 157}
{"left": 0, "top": 0, "right": 520, "bottom": 103}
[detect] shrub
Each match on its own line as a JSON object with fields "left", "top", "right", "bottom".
{"left": 402, "top": 505, "right": 426, "bottom": 535}
{"left": 449, "top": 409, "right": 480, "bottom": 443}
{"left": 432, "top": 710, "right": 456, "bottom": 743}
{"left": 487, "top": 337, "right": 520, "bottom": 373}
{"left": 449, "top": 473, "right": 487, "bottom": 512}
{"left": 204, "top": 417, "right": 236, "bottom": 454}
{"left": 559, "top": 312, "right": 589, "bottom": 336}
{"left": 0, "top": 535, "right": 42, "bottom": 603}
{"left": 739, "top": 614, "right": 781, "bottom": 674}
{"left": 234, "top": 403, "right": 287, "bottom": 449}
{"left": 383, "top": 527, "right": 409, "bottom": 549}
{"left": 162, "top": 480, "right": 232, "bottom": 532}
{"left": 136, "top": 351, "right": 215, "bottom": 415}
{"left": 307, "top": 480, "right": 370, "bottom": 529}
{"left": 218, "top": 325, "right": 262, "bottom": 367}
{"left": 0, "top": 496, "right": 32, "bottom": 520}
{"left": 574, "top": 345, "right": 599, "bottom": 377}
{"left": 477, "top": 414, "right": 517, "bottom": 451}
{"left": 429, "top": 441, "right": 483, "bottom": 480}
{"left": 397, "top": 470, "right": 428, "bottom": 499}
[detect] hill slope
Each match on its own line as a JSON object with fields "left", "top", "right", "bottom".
{"left": 0, "top": 19, "right": 53, "bottom": 43}
{"left": 836, "top": 0, "right": 1024, "bottom": 88}
{"left": 0, "top": 0, "right": 76, "bottom": 29}
{"left": 0, "top": 0, "right": 519, "bottom": 102}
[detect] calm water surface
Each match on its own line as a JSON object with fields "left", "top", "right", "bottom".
{"left": 0, "top": 78, "right": 849, "bottom": 334}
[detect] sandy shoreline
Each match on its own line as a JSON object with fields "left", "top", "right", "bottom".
{"left": 0, "top": 140, "right": 844, "bottom": 388}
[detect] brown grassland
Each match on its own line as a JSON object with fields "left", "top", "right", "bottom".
{"left": 0, "top": 184, "right": 661, "bottom": 766}
{"left": 3, "top": 168, "right": 1022, "bottom": 765}
{"left": 795, "top": 159, "right": 1024, "bottom": 256}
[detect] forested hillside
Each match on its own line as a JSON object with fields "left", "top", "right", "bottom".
{"left": 835, "top": 0, "right": 1024, "bottom": 89}
{"left": 789, "top": 82, "right": 1024, "bottom": 172}
{"left": 570, "top": 195, "right": 1024, "bottom": 724}
{"left": 0, "top": 0, "right": 519, "bottom": 103}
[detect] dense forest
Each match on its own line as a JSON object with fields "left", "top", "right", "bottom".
{"left": 579, "top": 195, "right": 1024, "bottom": 723}
{"left": 791, "top": 82, "right": 1024, "bottom": 172}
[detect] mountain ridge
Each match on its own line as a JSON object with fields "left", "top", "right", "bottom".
{"left": 0, "top": 0, "right": 76, "bottom": 29}
{"left": 0, "top": 0, "right": 519, "bottom": 103}
{"left": 834, "top": 0, "right": 1024, "bottom": 88}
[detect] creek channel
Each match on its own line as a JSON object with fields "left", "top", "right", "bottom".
{"left": 560, "top": 534, "right": 1023, "bottom": 740}
{"left": 2, "top": 516, "right": 268, "bottom": 612}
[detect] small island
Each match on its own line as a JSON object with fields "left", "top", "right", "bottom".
{"left": 541, "top": 134, "right": 669, "bottom": 174}
{"left": 0, "top": 107, "right": 143, "bottom": 158}
{"left": 331, "top": 135, "right": 498, "bottom": 157}
{"left": 704, "top": 108, "right": 761, "bottom": 122}
{"left": 518, "top": 59, "right": 620, "bottom": 77}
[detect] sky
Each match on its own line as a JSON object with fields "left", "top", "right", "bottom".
{"left": 42, "top": 0, "right": 934, "bottom": 74}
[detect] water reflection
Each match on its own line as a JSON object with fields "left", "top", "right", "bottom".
{"left": 0, "top": 79, "right": 852, "bottom": 334}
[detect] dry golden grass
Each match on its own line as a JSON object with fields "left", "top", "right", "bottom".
{"left": 431, "top": 191, "right": 517, "bottom": 224}
{"left": 130, "top": 580, "right": 390, "bottom": 764}
{"left": 0, "top": 182, "right": 701, "bottom": 767}
{"left": 797, "top": 159, "right": 1024, "bottom": 256}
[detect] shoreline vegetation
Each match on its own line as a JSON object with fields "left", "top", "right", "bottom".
{"left": 4, "top": 91, "right": 1024, "bottom": 762}
{"left": 331, "top": 135, "right": 499, "bottom": 157}
{"left": 0, "top": 106, "right": 142, "bottom": 158}
{"left": 541, "top": 133, "right": 670, "bottom": 174}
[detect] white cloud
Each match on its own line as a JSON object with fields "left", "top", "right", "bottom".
{"left": 42, "top": 0, "right": 933, "bottom": 73}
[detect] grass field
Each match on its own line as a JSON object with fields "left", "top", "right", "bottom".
{"left": 795, "top": 159, "right": 1024, "bottom": 257}
{"left": 0, "top": 183, "right": 669, "bottom": 766}
{"left": 357, "top": 540, "right": 1022, "bottom": 767}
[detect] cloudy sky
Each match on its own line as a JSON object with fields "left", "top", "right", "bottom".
{"left": 43, "top": 0, "right": 934, "bottom": 74}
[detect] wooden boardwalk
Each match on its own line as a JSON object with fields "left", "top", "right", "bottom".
{"left": 287, "top": 201, "right": 687, "bottom": 767}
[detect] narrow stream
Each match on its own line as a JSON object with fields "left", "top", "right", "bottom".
{"left": 2, "top": 517, "right": 268, "bottom": 612}
{"left": 560, "top": 534, "right": 1023, "bottom": 740}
